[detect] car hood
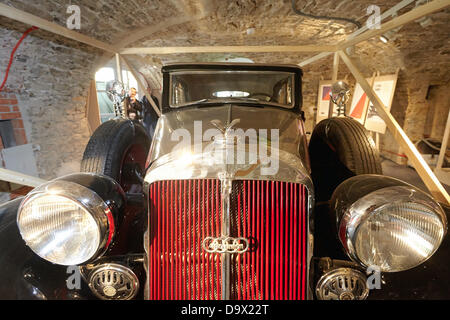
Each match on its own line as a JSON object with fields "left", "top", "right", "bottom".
{"left": 144, "top": 104, "right": 311, "bottom": 189}
{"left": 148, "top": 104, "right": 308, "bottom": 163}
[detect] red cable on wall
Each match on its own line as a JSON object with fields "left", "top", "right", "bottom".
{"left": 0, "top": 26, "right": 39, "bottom": 92}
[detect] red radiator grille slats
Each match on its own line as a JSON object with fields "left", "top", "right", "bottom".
{"left": 148, "top": 179, "right": 307, "bottom": 300}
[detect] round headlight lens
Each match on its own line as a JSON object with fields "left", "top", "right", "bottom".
{"left": 18, "top": 194, "right": 101, "bottom": 265}
{"left": 338, "top": 185, "right": 447, "bottom": 272}
{"left": 353, "top": 201, "right": 445, "bottom": 272}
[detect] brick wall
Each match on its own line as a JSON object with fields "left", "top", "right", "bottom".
{"left": 0, "top": 91, "right": 29, "bottom": 201}
{"left": 0, "top": 92, "right": 27, "bottom": 147}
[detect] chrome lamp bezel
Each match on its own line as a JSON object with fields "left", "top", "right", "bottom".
{"left": 337, "top": 184, "right": 447, "bottom": 272}
{"left": 17, "top": 178, "right": 115, "bottom": 266}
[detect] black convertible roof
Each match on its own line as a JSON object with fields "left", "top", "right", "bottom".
{"left": 161, "top": 62, "right": 303, "bottom": 76}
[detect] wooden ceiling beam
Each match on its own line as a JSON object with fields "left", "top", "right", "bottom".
{"left": 120, "top": 45, "right": 337, "bottom": 55}
{"left": 0, "top": 168, "right": 46, "bottom": 187}
{"left": 0, "top": 3, "right": 117, "bottom": 53}
{"left": 1, "top": 0, "right": 448, "bottom": 58}
{"left": 298, "top": 0, "right": 416, "bottom": 67}
{"left": 338, "top": 0, "right": 450, "bottom": 50}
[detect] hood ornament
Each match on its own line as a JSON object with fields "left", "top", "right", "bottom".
{"left": 210, "top": 119, "right": 241, "bottom": 135}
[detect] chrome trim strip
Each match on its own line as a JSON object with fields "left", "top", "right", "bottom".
{"left": 219, "top": 173, "right": 233, "bottom": 300}
{"left": 220, "top": 107, "right": 233, "bottom": 300}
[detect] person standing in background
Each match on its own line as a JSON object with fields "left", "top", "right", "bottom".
{"left": 124, "top": 87, "right": 142, "bottom": 121}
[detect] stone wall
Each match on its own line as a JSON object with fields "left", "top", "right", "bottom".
{"left": 0, "top": 21, "right": 102, "bottom": 181}
{"left": 0, "top": 0, "right": 448, "bottom": 192}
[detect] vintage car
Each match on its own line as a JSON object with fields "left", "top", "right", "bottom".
{"left": 0, "top": 63, "right": 448, "bottom": 300}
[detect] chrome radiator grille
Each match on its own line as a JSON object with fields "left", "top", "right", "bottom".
{"left": 147, "top": 179, "right": 308, "bottom": 300}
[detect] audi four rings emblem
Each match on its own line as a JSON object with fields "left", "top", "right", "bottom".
{"left": 202, "top": 236, "right": 250, "bottom": 254}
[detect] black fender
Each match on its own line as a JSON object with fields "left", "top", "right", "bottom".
{"left": 0, "top": 198, "right": 91, "bottom": 300}
{"left": 314, "top": 200, "right": 450, "bottom": 299}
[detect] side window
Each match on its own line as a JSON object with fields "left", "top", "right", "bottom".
{"left": 272, "top": 77, "right": 292, "bottom": 105}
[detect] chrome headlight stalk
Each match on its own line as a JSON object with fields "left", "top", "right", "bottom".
{"left": 331, "top": 175, "right": 447, "bottom": 273}
{"left": 17, "top": 173, "right": 125, "bottom": 266}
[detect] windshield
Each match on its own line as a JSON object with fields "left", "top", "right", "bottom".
{"left": 169, "top": 70, "right": 295, "bottom": 109}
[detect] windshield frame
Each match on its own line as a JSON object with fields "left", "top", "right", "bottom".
{"left": 161, "top": 63, "right": 303, "bottom": 114}
{"left": 168, "top": 70, "right": 296, "bottom": 109}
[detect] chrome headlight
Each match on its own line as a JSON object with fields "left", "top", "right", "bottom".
{"left": 332, "top": 175, "right": 447, "bottom": 272}
{"left": 17, "top": 174, "right": 124, "bottom": 266}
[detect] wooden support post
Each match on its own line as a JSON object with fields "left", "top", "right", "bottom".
{"left": 115, "top": 53, "right": 123, "bottom": 84}
{"left": 339, "top": 50, "right": 450, "bottom": 205}
{"left": 332, "top": 52, "right": 339, "bottom": 82}
{"left": 298, "top": 52, "right": 333, "bottom": 67}
{"left": 86, "top": 80, "right": 101, "bottom": 134}
{"left": 436, "top": 110, "right": 450, "bottom": 170}
{"left": 0, "top": 168, "right": 46, "bottom": 188}
{"left": 375, "top": 132, "right": 380, "bottom": 151}
{"left": 327, "top": 52, "right": 340, "bottom": 118}
{"left": 434, "top": 111, "right": 450, "bottom": 185}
